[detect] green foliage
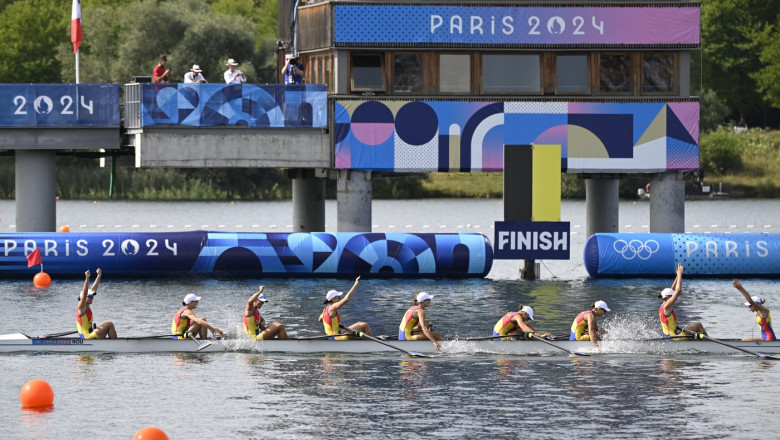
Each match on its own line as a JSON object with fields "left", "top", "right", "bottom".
{"left": 0, "top": 0, "right": 68, "bottom": 83}
{"left": 699, "top": 128, "right": 744, "bottom": 175}
{"left": 701, "top": 0, "right": 779, "bottom": 122}
{"left": 211, "top": 0, "right": 278, "bottom": 41}
{"left": 372, "top": 174, "right": 431, "bottom": 199}
{"left": 700, "top": 89, "right": 731, "bottom": 133}
{"left": 560, "top": 174, "right": 585, "bottom": 199}
{"left": 754, "top": 24, "right": 780, "bottom": 108}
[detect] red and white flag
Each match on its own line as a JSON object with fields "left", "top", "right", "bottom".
{"left": 26, "top": 248, "right": 42, "bottom": 268}
{"left": 71, "top": 0, "right": 82, "bottom": 54}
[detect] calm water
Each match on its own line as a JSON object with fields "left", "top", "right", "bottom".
{"left": 1, "top": 198, "right": 780, "bottom": 439}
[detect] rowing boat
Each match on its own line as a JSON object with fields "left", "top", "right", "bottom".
{"left": 3, "top": 333, "right": 780, "bottom": 355}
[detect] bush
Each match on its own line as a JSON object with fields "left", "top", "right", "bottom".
{"left": 699, "top": 128, "right": 744, "bottom": 175}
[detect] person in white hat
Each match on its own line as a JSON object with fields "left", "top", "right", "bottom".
{"left": 223, "top": 58, "right": 246, "bottom": 84}
{"left": 184, "top": 64, "right": 207, "bottom": 84}
{"left": 658, "top": 264, "right": 707, "bottom": 340}
{"left": 243, "top": 286, "right": 288, "bottom": 340}
{"left": 398, "top": 292, "right": 442, "bottom": 351}
{"left": 76, "top": 268, "right": 117, "bottom": 339}
{"left": 733, "top": 279, "right": 775, "bottom": 341}
{"left": 492, "top": 304, "right": 550, "bottom": 340}
{"left": 569, "top": 299, "right": 611, "bottom": 351}
{"left": 318, "top": 276, "right": 372, "bottom": 340}
{"left": 171, "top": 293, "right": 224, "bottom": 340}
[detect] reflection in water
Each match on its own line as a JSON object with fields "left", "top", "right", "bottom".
{"left": 399, "top": 358, "right": 429, "bottom": 401}
{"left": 493, "top": 357, "right": 529, "bottom": 381}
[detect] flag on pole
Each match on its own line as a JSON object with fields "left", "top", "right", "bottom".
{"left": 71, "top": 0, "right": 82, "bottom": 54}
{"left": 27, "top": 248, "right": 42, "bottom": 268}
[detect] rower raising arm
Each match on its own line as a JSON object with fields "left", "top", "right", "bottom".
{"left": 658, "top": 264, "right": 707, "bottom": 338}
{"left": 244, "top": 286, "right": 288, "bottom": 340}
{"left": 318, "top": 277, "right": 372, "bottom": 340}
{"left": 76, "top": 268, "right": 117, "bottom": 339}
{"left": 733, "top": 279, "right": 775, "bottom": 341}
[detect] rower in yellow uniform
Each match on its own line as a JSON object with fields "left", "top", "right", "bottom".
{"left": 493, "top": 305, "right": 550, "bottom": 339}
{"left": 243, "top": 286, "right": 288, "bottom": 340}
{"left": 658, "top": 264, "right": 706, "bottom": 339}
{"left": 569, "top": 300, "right": 610, "bottom": 351}
{"left": 398, "top": 292, "right": 442, "bottom": 351}
{"left": 318, "top": 276, "right": 372, "bottom": 340}
{"left": 733, "top": 279, "right": 775, "bottom": 341}
{"left": 76, "top": 268, "right": 117, "bottom": 339}
{"left": 172, "top": 293, "right": 224, "bottom": 340}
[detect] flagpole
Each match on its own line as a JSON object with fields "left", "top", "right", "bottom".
{"left": 76, "top": 51, "right": 79, "bottom": 84}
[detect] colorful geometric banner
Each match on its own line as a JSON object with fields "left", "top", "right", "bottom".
{"left": 334, "top": 100, "right": 699, "bottom": 173}
{"left": 0, "top": 84, "right": 120, "bottom": 127}
{"left": 0, "top": 231, "right": 492, "bottom": 278}
{"left": 140, "top": 84, "right": 327, "bottom": 128}
{"left": 335, "top": 5, "right": 700, "bottom": 46}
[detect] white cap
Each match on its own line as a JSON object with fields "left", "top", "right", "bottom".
{"left": 226, "top": 58, "right": 238, "bottom": 66}
{"left": 184, "top": 293, "right": 201, "bottom": 304}
{"left": 416, "top": 292, "right": 433, "bottom": 303}
{"left": 257, "top": 294, "right": 268, "bottom": 303}
{"left": 660, "top": 288, "right": 675, "bottom": 298}
{"left": 745, "top": 296, "right": 764, "bottom": 306}
{"left": 594, "top": 300, "right": 611, "bottom": 312}
{"left": 191, "top": 64, "right": 202, "bottom": 72}
{"left": 326, "top": 290, "right": 343, "bottom": 301}
{"left": 521, "top": 305, "right": 534, "bottom": 320}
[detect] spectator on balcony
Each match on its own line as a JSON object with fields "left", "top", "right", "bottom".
{"left": 184, "top": 64, "right": 207, "bottom": 84}
{"left": 283, "top": 56, "right": 304, "bottom": 84}
{"left": 153, "top": 55, "right": 171, "bottom": 83}
{"left": 224, "top": 58, "right": 246, "bottom": 84}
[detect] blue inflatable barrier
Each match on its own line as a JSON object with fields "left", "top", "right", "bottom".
{"left": 584, "top": 233, "right": 780, "bottom": 278}
{"left": 0, "top": 231, "right": 492, "bottom": 278}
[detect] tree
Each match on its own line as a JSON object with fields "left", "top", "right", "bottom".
{"left": 0, "top": 0, "right": 68, "bottom": 83}
{"left": 754, "top": 23, "right": 780, "bottom": 109}
{"left": 702, "top": 0, "right": 779, "bottom": 124}
{"left": 700, "top": 89, "right": 731, "bottom": 133}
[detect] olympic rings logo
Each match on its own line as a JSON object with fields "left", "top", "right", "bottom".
{"left": 612, "top": 239, "right": 660, "bottom": 260}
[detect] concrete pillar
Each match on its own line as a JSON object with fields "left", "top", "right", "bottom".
{"left": 650, "top": 172, "right": 685, "bottom": 233}
{"left": 15, "top": 149, "right": 57, "bottom": 232}
{"left": 336, "top": 170, "right": 371, "bottom": 232}
{"left": 291, "top": 168, "right": 325, "bottom": 232}
{"left": 585, "top": 177, "right": 619, "bottom": 239}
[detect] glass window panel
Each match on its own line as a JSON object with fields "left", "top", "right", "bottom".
{"left": 599, "top": 54, "right": 632, "bottom": 93}
{"left": 482, "top": 55, "right": 540, "bottom": 93}
{"left": 351, "top": 54, "right": 384, "bottom": 90}
{"left": 642, "top": 54, "right": 675, "bottom": 93}
{"left": 439, "top": 54, "right": 470, "bottom": 93}
{"left": 556, "top": 55, "right": 588, "bottom": 93}
{"left": 393, "top": 54, "right": 424, "bottom": 93}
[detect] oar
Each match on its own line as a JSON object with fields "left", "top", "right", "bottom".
{"left": 187, "top": 333, "right": 213, "bottom": 351}
{"left": 462, "top": 334, "right": 526, "bottom": 341}
{"left": 529, "top": 333, "right": 590, "bottom": 357}
{"left": 683, "top": 329, "right": 778, "bottom": 360}
{"left": 38, "top": 331, "right": 79, "bottom": 339}
{"left": 340, "top": 325, "right": 429, "bottom": 358}
{"left": 134, "top": 334, "right": 183, "bottom": 339}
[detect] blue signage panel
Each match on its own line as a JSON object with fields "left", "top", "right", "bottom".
{"left": 494, "top": 221, "right": 570, "bottom": 260}
{"left": 335, "top": 5, "right": 699, "bottom": 46}
{"left": 140, "top": 84, "right": 327, "bottom": 128}
{"left": 0, "top": 84, "right": 120, "bottom": 127}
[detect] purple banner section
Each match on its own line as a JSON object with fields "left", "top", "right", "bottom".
{"left": 334, "top": 100, "right": 699, "bottom": 174}
{"left": 335, "top": 5, "right": 700, "bottom": 46}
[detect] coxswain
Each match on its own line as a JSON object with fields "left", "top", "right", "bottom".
{"left": 398, "top": 292, "right": 442, "bottom": 351}
{"left": 658, "top": 264, "right": 707, "bottom": 339}
{"left": 172, "top": 293, "right": 224, "bottom": 340}
{"left": 76, "top": 268, "right": 117, "bottom": 339}
{"left": 493, "top": 305, "right": 550, "bottom": 339}
{"left": 318, "top": 276, "right": 372, "bottom": 340}
{"left": 733, "top": 279, "right": 775, "bottom": 341}
{"left": 570, "top": 300, "right": 611, "bottom": 351}
{"left": 243, "top": 286, "right": 288, "bottom": 340}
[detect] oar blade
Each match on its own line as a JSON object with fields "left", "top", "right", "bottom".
{"left": 196, "top": 340, "right": 213, "bottom": 351}
{"left": 407, "top": 352, "right": 430, "bottom": 358}
{"left": 569, "top": 351, "right": 591, "bottom": 357}
{"left": 756, "top": 353, "right": 780, "bottom": 360}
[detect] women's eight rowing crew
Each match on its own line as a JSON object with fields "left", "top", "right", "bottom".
{"left": 76, "top": 265, "right": 775, "bottom": 351}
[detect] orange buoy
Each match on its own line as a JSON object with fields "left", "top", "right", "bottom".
{"left": 58, "top": 225, "right": 70, "bottom": 232}
{"left": 132, "top": 427, "right": 169, "bottom": 440}
{"left": 33, "top": 272, "right": 51, "bottom": 288}
{"left": 19, "top": 379, "right": 54, "bottom": 408}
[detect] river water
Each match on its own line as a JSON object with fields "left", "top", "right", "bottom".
{"left": 1, "top": 198, "right": 779, "bottom": 439}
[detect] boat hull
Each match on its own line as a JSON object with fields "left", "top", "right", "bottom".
{"left": 2, "top": 334, "right": 780, "bottom": 355}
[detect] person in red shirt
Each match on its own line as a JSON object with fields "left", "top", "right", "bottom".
{"left": 153, "top": 55, "right": 171, "bottom": 83}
